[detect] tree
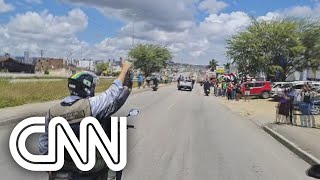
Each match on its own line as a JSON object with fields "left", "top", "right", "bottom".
{"left": 96, "top": 62, "right": 109, "bottom": 73}
{"left": 129, "top": 44, "right": 172, "bottom": 76}
{"left": 208, "top": 59, "right": 219, "bottom": 71}
{"left": 226, "top": 18, "right": 320, "bottom": 81}
{"left": 224, "top": 63, "right": 231, "bottom": 72}
{"left": 299, "top": 19, "right": 320, "bottom": 71}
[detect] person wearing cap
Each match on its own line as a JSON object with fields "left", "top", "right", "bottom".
{"left": 38, "top": 61, "right": 132, "bottom": 179}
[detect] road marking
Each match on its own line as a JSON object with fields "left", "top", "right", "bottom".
{"left": 167, "top": 103, "right": 176, "bottom": 110}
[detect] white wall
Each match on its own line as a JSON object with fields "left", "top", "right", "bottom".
{"left": 78, "top": 60, "right": 96, "bottom": 71}
{"left": 286, "top": 70, "right": 308, "bottom": 81}
{"left": 307, "top": 69, "right": 320, "bottom": 80}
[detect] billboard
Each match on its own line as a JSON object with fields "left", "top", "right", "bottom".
{"left": 216, "top": 66, "right": 225, "bottom": 74}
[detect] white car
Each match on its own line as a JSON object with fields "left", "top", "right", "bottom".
{"left": 276, "top": 81, "right": 306, "bottom": 98}
{"left": 311, "top": 81, "right": 320, "bottom": 88}
{"left": 271, "top": 82, "right": 292, "bottom": 98}
{"left": 178, "top": 80, "right": 193, "bottom": 91}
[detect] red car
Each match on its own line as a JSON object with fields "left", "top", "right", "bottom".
{"left": 241, "top": 81, "right": 272, "bottom": 99}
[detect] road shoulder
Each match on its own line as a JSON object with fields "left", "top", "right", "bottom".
{"left": 0, "top": 83, "right": 173, "bottom": 126}
{"left": 215, "top": 95, "right": 320, "bottom": 165}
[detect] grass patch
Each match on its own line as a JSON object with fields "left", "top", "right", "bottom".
{"left": 0, "top": 79, "right": 114, "bottom": 108}
{"left": 0, "top": 76, "right": 68, "bottom": 80}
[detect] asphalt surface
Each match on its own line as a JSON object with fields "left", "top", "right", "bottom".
{"left": 0, "top": 84, "right": 313, "bottom": 180}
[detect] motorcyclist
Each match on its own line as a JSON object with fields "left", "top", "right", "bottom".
{"left": 38, "top": 61, "right": 133, "bottom": 180}
{"left": 203, "top": 77, "right": 211, "bottom": 94}
{"left": 151, "top": 74, "right": 159, "bottom": 88}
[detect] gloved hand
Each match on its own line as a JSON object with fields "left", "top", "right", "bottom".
{"left": 123, "top": 67, "right": 134, "bottom": 89}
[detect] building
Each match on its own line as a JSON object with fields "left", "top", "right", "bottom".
{"left": 24, "top": 51, "right": 29, "bottom": 64}
{"left": 77, "top": 59, "right": 96, "bottom": 71}
{"left": 306, "top": 69, "right": 320, "bottom": 81}
{"left": 0, "top": 57, "right": 35, "bottom": 73}
{"left": 285, "top": 68, "right": 320, "bottom": 81}
{"left": 108, "top": 60, "right": 121, "bottom": 73}
{"left": 35, "top": 58, "right": 65, "bottom": 71}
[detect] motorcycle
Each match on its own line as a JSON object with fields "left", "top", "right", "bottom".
{"left": 115, "top": 109, "right": 139, "bottom": 180}
{"left": 204, "top": 88, "right": 210, "bottom": 96}
{"left": 50, "top": 109, "right": 139, "bottom": 180}
{"left": 152, "top": 84, "right": 158, "bottom": 91}
{"left": 150, "top": 79, "right": 159, "bottom": 91}
{"left": 203, "top": 81, "right": 211, "bottom": 96}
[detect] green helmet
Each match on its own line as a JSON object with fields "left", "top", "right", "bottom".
{"left": 68, "top": 71, "right": 99, "bottom": 98}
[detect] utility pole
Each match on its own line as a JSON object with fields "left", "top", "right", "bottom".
{"left": 40, "top": 50, "right": 44, "bottom": 59}
{"left": 131, "top": 13, "right": 137, "bottom": 48}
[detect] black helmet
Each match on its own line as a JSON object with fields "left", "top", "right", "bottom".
{"left": 68, "top": 71, "right": 99, "bottom": 98}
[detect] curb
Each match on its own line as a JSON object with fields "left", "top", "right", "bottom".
{"left": 215, "top": 97, "right": 320, "bottom": 166}
{"left": 0, "top": 83, "right": 174, "bottom": 126}
{"left": 263, "top": 124, "right": 320, "bottom": 165}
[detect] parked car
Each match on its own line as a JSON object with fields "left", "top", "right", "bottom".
{"left": 241, "top": 81, "right": 272, "bottom": 99}
{"left": 311, "top": 81, "right": 320, "bottom": 89}
{"left": 271, "top": 82, "right": 292, "bottom": 98}
{"left": 274, "top": 82, "right": 304, "bottom": 99}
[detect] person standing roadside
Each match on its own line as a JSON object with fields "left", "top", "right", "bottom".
{"left": 244, "top": 84, "right": 250, "bottom": 102}
{"left": 277, "top": 89, "right": 290, "bottom": 124}
{"left": 227, "top": 82, "right": 232, "bottom": 100}
{"left": 222, "top": 81, "right": 227, "bottom": 97}
{"left": 137, "top": 74, "right": 143, "bottom": 89}
{"left": 236, "top": 83, "right": 241, "bottom": 101}
{"left": 231, "top": 82, "right": 236, "bottom": 100}
{"left": 287, "top": 85, "right": 297, "bottom": 125}
{"left": 146, "top": 76, "right": 151, "bottom": 87}
{"left": 210, "top": 78, "right": 215, "bottom": 95}
{"left": 300, "top": 83, "right": 316, "bottom": 128}
{"left": 218, "top": 82, "right": 222, "bottom": 96}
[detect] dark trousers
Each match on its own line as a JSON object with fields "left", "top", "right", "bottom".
{"left": 289, "top": 99, "right": 294, "bottom": 124}
{"left": 227, "top": 92, "right": 232, "bottom": 100}
{"left": 116, "top": 171, "right": 122, "bottom": 180}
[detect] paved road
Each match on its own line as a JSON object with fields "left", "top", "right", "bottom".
{"left": 0, "top": 84, "right": 313, "bottom": 180}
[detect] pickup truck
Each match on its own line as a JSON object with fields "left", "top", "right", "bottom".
{"left": 178, "top": 80, "right": 193, "bottom": 91}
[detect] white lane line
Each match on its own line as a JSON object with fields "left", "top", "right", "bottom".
{"left": 167, "top": 102, "right": 176, "bottom": 110}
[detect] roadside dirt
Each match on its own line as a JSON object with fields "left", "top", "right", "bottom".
{"left": 217, "top": 96, "right": 320, "bottom": 127}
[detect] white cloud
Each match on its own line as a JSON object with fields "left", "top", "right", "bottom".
{"left": 25, "top": 0, "right": 42, "bottom": 4}
{"left": 67, "top": 0, "right": 197, "bottom": 32}
{"left": 257, "top": 12, "right": 281, "bottom": 21}
{"left": 198, "top": 0, "right": 229, "bottom": 14}
{"left": 0, "top": 0, "right": 14, "bottom": 13}
{"left": 7, "top": 0, "right": 320, "bottom": 65}
{"left": 285, "top": 5, "right": 313, "bottom": 17}
{"left": 63, "top": 0, "right": 248, "bottom": 64}
{"left": 0, "top": 9, "right": 89, "bottom": 58}
{"left": 0, "top": 5, "right": 252, "bottom": 65}
{"left": 258, "top": 4, "right": 320, "bottom": 20}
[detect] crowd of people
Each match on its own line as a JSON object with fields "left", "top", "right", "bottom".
{"left": 202, "top": 76, "right": 318, "bottom": 128}
{"left": 276, "top": 82, "right": 318, "bottom": 128}
{"left": 203, "top": 77, "right": 246, "bottom": 101}
{"left": 137, "top": 73, "right": 172, "bottom": 89}
{"left": 137, "top": 74, "right": 158, "bottom": 89}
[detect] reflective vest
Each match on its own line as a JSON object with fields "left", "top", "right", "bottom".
{"left": 48, "top": 98, "right": 108, "bottom": 174}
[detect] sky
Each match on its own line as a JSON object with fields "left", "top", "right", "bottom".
{"left": 0, "top": 0, "right": 320, "bottom": 65}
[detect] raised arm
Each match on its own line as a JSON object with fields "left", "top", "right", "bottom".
{"left": 89, "top": 61, "right": 132, "bottom": 119}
